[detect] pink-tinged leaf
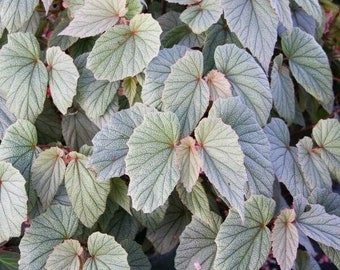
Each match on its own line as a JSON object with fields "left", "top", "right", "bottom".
{"left": 205, "top": 69, "right": 232, "bottom": 101}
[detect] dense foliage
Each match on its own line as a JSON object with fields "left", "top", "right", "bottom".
{"left": 0, "top": 0, "right": 339, "bottom": 269}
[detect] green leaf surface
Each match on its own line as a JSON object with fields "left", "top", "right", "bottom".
{"left": 0, "top": 120, "right": 40, "bottom": 179}
{"left": 0, "top": 251, "right": 19, "bottom": 270}
{"left": 0, "top": 0, "right": 39, "bottom": 32}
{"left": 210, "top": 97, "right": 274, "bottom": 197}
{"left": 110, "top": 178, "right": 131, "bottom": 215}
{"left": 122, "top": 77, "right": 138, "bottom": 106}
{"left": 271, "top": 54, "right": 295, "bottom": 124}
{"left": 19, "top": 205, "right": 79, "bottom": 270}
{"left": 294, "top": 0, "right": 323, "bottom": 25}
{"left": 19, "top": 11, "right": 40, "bottom": 34}
{"left": 264, "top": 118, "right": 309, "bottom": 196}
{"left": 147, "top": 193, "right": 191, "bottom": 254}
{"left": 282, "top": 27, "right": 333, "bottom": 112}
{"left": 61, "top": 109, "right": 99, "bottom": 151}
{"left": 215, "top": 195, "right": 275, "bottom": 269}
{"left": 0, "top": 161, "right": 27, "bottom": 242}
{"left": 0, "top": 97, "right": 15, "bottom": 140}
{"left": 132, "top": 203, "right": 168, "bottom": 231}
{"left": 309, "top": 188, "right": 340, "bottom": 217}
{"left": 142, "top": 45, "right": 189, "bottom": 110}
{"left": 205, "top": 69, "right": 232, "bottom": 101}
{"left": 221, "top": 0, "right": 278, "bottom": 71}
{"left": 294, "top": 250, "right": 321, "bottom": 270}
{"left": 319, "top": 244, "right": 340, "bottom": 269}
{"left": 45, "top": 239, "right": 83, "bottom": 270}
{"left": 272, "top": 0, "right": 293, "bottom": 33}
{"left": 60, "top": 0, "right": 127, "bottom": 38}
{"left": 126, "top": 0, "right": 143, "bottom": 19}
{"left": 46, "top": 47, "right": 79, "bottom": 115}
{"left": 272, "top": 209, "right": 299, "bottom": 270}
{"left": 176, "top": 137, "right": 202, "bottom": 192}
{"left": 297, "top": 137, "right": 332, "bottom": 190}
{"left": 120, "top": 240, "right": 151, "bottom": 270}
{"left": 84, "top": 232, "right": 129, "bottom": 270}
{"left": 31, "top": 147, "right": 66, "bottom": 210}
{"left": 163, "top": 50, "right": 209, "bottom": 137}
{"left": 214, "top": 44, "right": 272, "bottom": 126}
{"left": 75, "top": 53, "right": 120, "bottom": 120}
{"left": 179, "top": 0, "right": 222, "bottom": 34}
{"left": 126, "top": 112, "right": 180, "bottom": 213}
{"left": 175, "top": 212, "right": 221, "bottom": 270}
{"left": 87, "top": 14, "right": 161, "bottom": 81}
{"left": 195, "top": 116, "right": 247, "bottom": 218}
{"left": 65, "top": 152, "right": 111, "bottom": 227}
{"left": 89, "top": 103, "right": 155, "bottom": 180}
{"left": 0, "top": 33, "right": 48, "bottom": 121}
{"left": 312, "top": 119, "right": 340, "bottom": 181}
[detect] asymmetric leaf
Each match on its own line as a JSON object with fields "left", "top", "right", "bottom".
{"left": 45, "top": 240, "right": 83, "bottom": 270}
{"left": 126, "top": 0, "right": 143, "bottom": 19}
{"left": 214, "top": 195, "right": 275, "bottom": 269}
{"left": 31, "top": 147, "right": 66, "bottom": 210}
{"left": 312, "top": 119, "right": 340, "bottom": 180}
{"left": 180, "top": 0, "right": 222, "bottom": 34}
{"left": 120, "top": 240, "right": 151, "bottom": 270}
{"left": 221, "top": 0, "right": 278, "bottom": 71}
{"left": 214, "top": 44, "right": 272, "bottom": 126}
{"left": 272, "top": 209, "right": 299, "bottom": 270}
{"left": 89, "top": 103, "right": 155, "bottom": 180}
{"left": 271, "top": 0, "right": 293, "bottom": 33}
{"left": 0, "top": 120, "right": 41, "bottom": 179}
{"left": 84, "top": 232, "right": 129, "bottom": 270}
{"left": 123, "top": 77, "right": 138, "bottom": 106}
{"left": 294, "top": 0, "right": 323, "bottom": 25}
{"left": 126, "top": 112, "right": 180, "bottom": 213}
{"left": 46, "top": 47, "right": 79, "bottom": 114}
{"left": 309, "top": 188, "right": 340, "bottom": 217}
{"left": 0, "top": 33, "right": 48, "bottom": 121}
{"left": 0, "top": 97, "right": 15, "bottom": 140}
{"left": 195, "top": 116, "right": 247, "bottom": 218}
{"left": 282, "top": 27, "right": 333, "bottom": 111}
{"left": 0, "top": 161, "right": 27, "bottom": 242}
{"left": 0, "top": 0, "right": 39, "bottom": 32}
{"left": 176, "top": 136, "right": 202, "bottom": 192}
{"left": 297, "top": 137, "right": 332, "bottom": 190}
{"left": 210, "top": 97, "right": 274, "bottom": 197}
{"left": 175, "top": 212, "right": 221, "bottom": 270}
{"left": 264, "top": 118, "right": 309, "bottom": 196}
{"left": 87, "top": 14, "right": 162, "bottom": 81}
{"left": 163, "top": 50, "right": 209, "bottom": 137}
{"left": 19, "top": 205, "right": 79, "bottom": 270}
{"left": 142, "top": 45, "right": 189, "bottom": 110}
{"left": 270, "top": 54, "right": 295, "bottom": 124}
{"left": 60, "top": 0, "right": 127, "bottom": 38}
{"left": 205, "top": 69, "right": 232, "bottom": 101}
{"left": 65, "top": 152, "right": 111, "bottom": 227}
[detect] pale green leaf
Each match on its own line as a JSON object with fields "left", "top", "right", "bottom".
{"left": 309, "top": 188, "right": 340, "bottom": 217}
{"left": 264, "top": 118, "right": 309, "bottom": 196}
{"left": 63, "top": 0, "right": 84, "bottom": 16}
{"left": 87, "top": 14, "right": 161, "bottom": 81}
{"left": 319, "top": 244, "right": 340, "bottom": 269}
{"left": 163, "top": 50, "right": 209, "bottom": 137}
{"left": 142, "top": 45, "right": 189, "bottom": 110}
{"left": 84, "top": 232, "right": 129, "bottom": 270}
{"left": 18, "top": 11, "right": 40, "bottom": 34}
{"left": 61, "top": 109, "right": 99, "bottom": 151}
{"left": 46, "top": 46, "right": 79, "bottom": 114}
{"left": 126, "top": 112, "right": 180, "bottom": 212}
{"left": 19, "top": 205, "right": 79, "bottom": 270}
{"left": 111, "top": 178, "right": 131, "bottom": 215}
{"left": 123, "top": 77, "right": 138, "bottom": 106}
{"left": 195, "top": 116, "right": 247, "bottom": 218}
{"left": 221, "top": 0, "right": 278, "bottom": 71}
{"left": 120, "top": 240, "right": 151, "bottom": 270}
{"left": 42, "top": 0, "right": 53, "bottom": 15}
{"left": 0, "top": 161, "right": 27, "bottom": 242}
{"left": 312, "top": 119, "right": 340, "bottom": 181}
{"left": 31, "top": 147, "right": 66, "bottom": 210}
{"left": 214, "top": 44, "right": 272, "bottom": 126}
{"left": 297, "top": 137, "right": 332, "bottom": 190}
{"left": 175, "top": 136, "right": 202, "bottom": 192}
{"left": 96, "top": 187, "right": 120, "bottom": 231}
{"left": 89, "top": 103, "right": 155, "bottom": 180}
{"left": 282, "top": 27, "right": 333, "bottom": 112}
{"left": 0, "top": 97, "right": 15, "bottom": 140}
{"left": 45, "top": 239, "right": 83, "bottom": 270}
{"left": 147, "top": 193, "right": 191, "bottom": 254}
{"left": 0, "top": 0, "right": 39, "bottom": 32}
{"left": 210, "top": 97, "right": 274, "bottom": 197}
{"left": 132, "top": 203, "right": 168, "bottom": 231}
{"left": 180, "top": 0, "right": 222, "bottom": 34}
{"left": 0, "top": 33, "right": 48, "bottom": 121}
{"left": 294, "top": 250, "right": 321, "bottom": 270}
{"left": 214, "top": 195, "right": 275, "bottom": 269}
{"left": 205, "top": 69, "right": 232, "bottom": 101}
{"left": 91, "top": 97, "right": 120, "bottom": 129}
{"left": 272, "top": 209, "right": 299, "bottom": 270}
{"left": 294, "top": 0, "right": 323, "bottom": 25}
{"left": 79, "top": 144, "right": 93, "bottom": 156}
{"left": 271, "top": 54, "right": 295, "bottom": 124}
{"left": 175, "top": 212, "right": 221, "bottom": 270}
{"left": 126, "top": 0, "right": 143, "bottom": 19}
{"left": 272, "top": 0, "right": 293, "bottom": 33}
{"left": 0, "top": 251, "right": 19, "bottom": 270}
{"left": 0, "top": 120, "right": 41, "bottom": 179}
{"left": 75, "top": 53, "right": 120, "bottom": 120}
{"left": 65, "top": 152, "right": 111, "bottom": 227}
{"left": 60, "top": 0, "right": 127, "bottom": 38}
